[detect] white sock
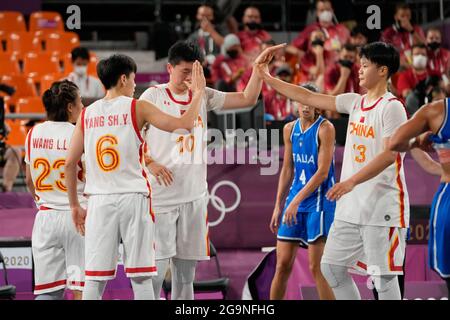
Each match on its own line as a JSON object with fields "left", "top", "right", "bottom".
{"left": 131, "top": 276, "right": 155, "bottom": 300}
{"left": 35, "top": 289, "right": 65, "bottom": 300}
{"left": 171, "top": 258, "right": 197, "bottom": 300}
{"left": 152, "top": 258, "right": 170, "bottom": 299}
{"left": 321, "top": 263, "right": 361, "bottom": 300}
{"left": 82, "top": 280, "right": 107, "bottom": 300}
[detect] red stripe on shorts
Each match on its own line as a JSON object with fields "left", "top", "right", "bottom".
{"left": 34, "top": 279, "right": 66, "bottom": 291}
{"left": 125, "top": 266, "right": 157, "bottom": 273}
{"left": 85, "top": 270, "right": 115, "bottom": 277}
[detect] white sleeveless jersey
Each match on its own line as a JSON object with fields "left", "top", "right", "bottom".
{"left": 139, "top": 84, "right": 225, "bottom": 209}
{"left": 82, "top": 96, "right": 151, "bottom": 196}
{"left": 25, "top": 121, "right": 86, "bottom": 210}
{"left": 335, "top": 92, "right": 410, "bottom": 227}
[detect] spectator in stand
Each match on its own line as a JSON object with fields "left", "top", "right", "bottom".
{"left": 66, "top": 47, "right": 105, "bottom": 99}
{"left": 264, "top": 64, "right": 296, "bottom": 121}
{"left": 211, "top": 34, "right": 248, "bottom": 92}
{"left": 296, "top": 29, "right": 332, "bottom": 91}
{"left": 187, "top": 4, "right": 226, "bottom": 66}
{"left": 288, "top": 0, "right": 350, "bottom": 60}
{"left": 348, "top": 25, "right": 368, "bottom": 66}
{"left": 237, "top": 6, "right": 272, "bottom": 63}
{"left": 380, "top": 3, "right": 425, "bottom": 69}
{"left": 425, "top": 27, "right": 450, "bottom": 81}
{"left": 397, "top": 44, "right": 429, "bottom": 99}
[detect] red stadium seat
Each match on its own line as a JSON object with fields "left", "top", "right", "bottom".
{"left": 0, "top": 11, "right": 26, "bottom": 32}
{"left": 23, "top": 52, "right": 61, "bottom": 83}
{"left": 16, "top": 96, "right": 45, "bottom": 114}
{"left": 40, "top": 73, "right": 61, "bottom": 94}
{"left": 44, "top": 31, "right": 80, "bottom": 56}
{"left": 5, "top": 120, "right": 27, "bottom": 147}
{"left": 1, "top": 75, "right": 38, "bottom": 108}
{"left": 6, "top": 31, "right": 42, "bottom": 60}
{"left": 29, "top": 11, "right": 64, "bottom": 32}
{"left": 0, "top": 52, "right": 20, "bottom": 76}
{"left": 88, "top": 54, "right": 99, "bottom": 76}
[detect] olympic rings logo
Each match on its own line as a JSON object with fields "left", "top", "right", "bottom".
{"left": 207, "top": 180, "right": 241, "bottom": 227}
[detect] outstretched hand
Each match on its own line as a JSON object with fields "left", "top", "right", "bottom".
{"left": 184, "top": 60, "right": 206, "bottom": 93}
{"left": 254, "top": 43, "right": 287, "bottom": 65}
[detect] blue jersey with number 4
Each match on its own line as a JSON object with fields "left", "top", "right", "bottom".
{"left": 285, "top": 116, "right": 336, "bottom": 213}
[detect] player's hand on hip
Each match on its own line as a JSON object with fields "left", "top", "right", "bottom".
{"left": 148, "top": 161, "right": 174, "bottom": 186}
{"left": 283, "top": 202, "right": 298, "bottom": 227}
{"left": 72, "top": 206, "right": 87, "bottom": 236}
{"left": 185, "top": 60, "right": 206, "bottom": 94}
{"left": 326, "top": 179, "right": 356, "bottom": 201}
{"left": 269, "top": 206, "right": 281, "bottom": 233}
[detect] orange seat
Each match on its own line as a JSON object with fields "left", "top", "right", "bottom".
{"left": 61, "top": 52, "right": 73, "bottom": 75}
{"left": 45, "top": 31, "right": 80, "bottom": 56}
{"left": 0, "top": 30, "right": 7, "bottom": 51}
{"left": 88, "top": 54, "right": 98, "bottom": 76}
{"left": 29, "top": 11, "right": 64, "bottom": 32}
{"left": 5, "top": 120, "right": 27, "bottom": 147}
{"left": 6, "top": 31, "right": 42, "bottom": 60}
{"left": 40, "top": 73, "right": 61, "bottom": 94}
{"left": 1, "top": 74, "right": 38, "bottom": 108}
{"left": 23, "top": 52, "right": 61, "bottom": 83}
{"left": 0, "top": 11, "right": 26, "bottom": 32}
{"left": 16, "top": 96, "right": 45, "bottom": 114}
{"left": 0, "top": 52, "right": 20, "bottom": 76}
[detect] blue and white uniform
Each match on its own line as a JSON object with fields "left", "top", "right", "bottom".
{"left": 277, "top": 116, "right": 336, "bottom": 245}
{"left": 429, "top": 98, "right": 450, "bottom": 279}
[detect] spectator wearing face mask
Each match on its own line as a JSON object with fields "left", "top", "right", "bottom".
{"left": 397, "top": 44, "right": 429, "bottom": 99}
{"left": 66, "top": 47, "right": 105, "bottom": 99}
{"left": 211, "top": 34, "right": 248, "bottom": 92}
{"left": 288, "top": 0, "right": 350, "bottom": 61}
{"left": 187, "top": 4, "right": 226, "bottom": 65}
{"left": 425, "top": 27, "right": 450, "bottom": 80}
{"left": 237, "top": 6, "right": 272, "bottom": 63}
{"left": 381, "top": 3, "right": 425, "bottom": 69}
{"left": 264, "top": 64, "right": 296, "bottom": 121}
{"left": 295, "top": 29, "right": 333, "bottom": 91}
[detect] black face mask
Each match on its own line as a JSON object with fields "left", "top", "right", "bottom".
{"left": 246, "top": 22, "right": 262, "bottom": 30}
{"left": 428, "top": 41, "right": 441, "bottom": 51}
{"left": 311, "top": 39, "right": 324, "bottom": 47}
{"left": 338, "top": 59, "right": 354, "bottom": 69}
{"left": 226, "top": 50, "right": 239, "bottom": 59}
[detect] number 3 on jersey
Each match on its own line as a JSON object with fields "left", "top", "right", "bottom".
{"left": 33, "top": 158, "right": 68, "bottom": 192}
{"left": 96, "top": 135, "right": 120, "bottom": 171}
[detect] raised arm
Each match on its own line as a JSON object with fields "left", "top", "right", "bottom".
{"left": 222, "top": 43, "right": 287, "bottom": 110}
{"left": 283, "top": 121, "right": 335, "bottom": 226}
{"left": 270, "top": 122, "right": 295, "bottom": 233}
{"left": 136, "top": 61, "right": 205, "bottom": 132}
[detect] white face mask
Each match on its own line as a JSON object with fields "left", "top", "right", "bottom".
{"left": 318, "top": 10, "right": 333, "bottom": 23}
{"left": 412, "top": 54, "right": 427, "bottom": 69}
{"left": 74, "top": 65, "right": 88, "bottom": 76}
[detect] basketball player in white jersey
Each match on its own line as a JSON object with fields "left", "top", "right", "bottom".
{"left": 25, "top": 80, "right": 85, "bottom": 300}
{"left": 139, "top": 41, "right": 284, "bottom": 300}
{"left": 65, "top": 55, "right": 206, "bottom": 300}
{"left": 255, "top": 42, "right": 409, "bottom": 300}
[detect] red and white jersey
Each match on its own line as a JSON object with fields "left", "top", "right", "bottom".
{"left": 335, "top": 92, "right": 410, "bottom": 227}
{"left": 82, "top": 96, "right": 151, "bottom": 196}
{"left": 25, "top": 121, "right": 86, "bottom": 210}
{"left": 139, "top": 84, "right": 225, "bottom": 209}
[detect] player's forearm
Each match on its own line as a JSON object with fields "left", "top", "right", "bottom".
{"left": 263, "top": 74, "right": 336, "bottom": 112}
{"left": 290, "top": 170, "right": 329, "bottom": 206}
{"left": 65, "top": 161, "right": 80, "bottom": 208}
{"left": 348, "top": 150, "right": 398, "bottom": 186}
{"left": 410, "top": 148, "right": 442, "bottom": 176}
{"left": 241, "top": 68, "right": 263, "bottom": 106}
{"left": 180, "top": 90, "right": 204, "bottom": 129}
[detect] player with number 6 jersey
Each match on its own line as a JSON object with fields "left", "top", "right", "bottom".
{"left": 25, "top": 80, "right": 85, "bottom": 300}
{"left": 65, "top": 54, "right": 206, "bottom": 300}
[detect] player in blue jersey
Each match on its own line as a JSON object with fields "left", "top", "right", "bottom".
{"left": 270, "top": 83, "right": 336, "bottom": 300}
{"left": 389, "top": 98, "right": 450, "bottom": 296}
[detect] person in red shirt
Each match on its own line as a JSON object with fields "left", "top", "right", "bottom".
{"left": 237, "top": 6, "right": 272, "bottom": 63}
{"left": 264, "top": 65, "right": 296, "bottom": 120}
{"left": 325, "top": 43, "right": 360, "bottom": 96}
{"left": 380, "top": 3, "right": 425, "bottom": 70}
{"left": 397, "top": 44, "right": 429, "bottom": 99}
{"left": 426, "top": 27, "right": 450, "bottom": 80}
{"left": 288, "top": 0, "right": 350, "bottom": 60}
{"left": 211, "top": 34, "right": 248, "bottom": 92}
